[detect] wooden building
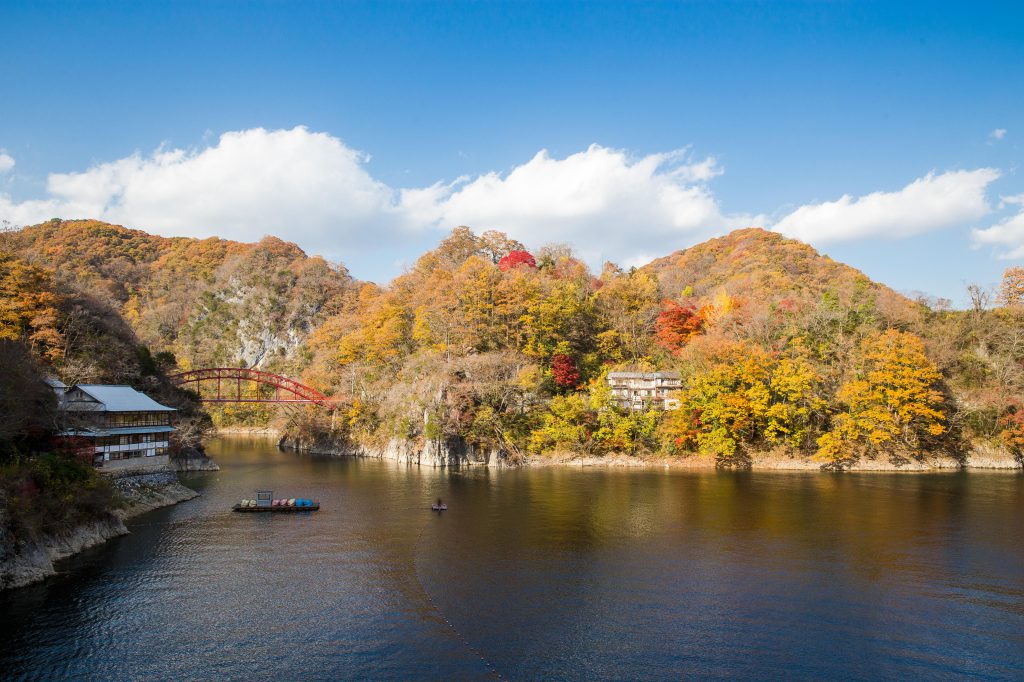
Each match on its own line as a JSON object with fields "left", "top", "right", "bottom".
{"left": 59, "top": 385, "right": 176, "bottom": 470}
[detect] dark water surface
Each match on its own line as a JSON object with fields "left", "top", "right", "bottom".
{"left": 2, "top": 438, "right": 1023, "bottom": 680}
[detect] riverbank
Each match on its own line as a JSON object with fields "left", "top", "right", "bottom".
{"left": 0, "top": 469, "right": 198, "bottom": 591}
{"left": 278, "top": 433, "right": 1022, "bottom": 471}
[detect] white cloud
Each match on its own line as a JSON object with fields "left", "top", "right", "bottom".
{"left": 422, "top": 145, "right": 738, "bottom": 265}
{"left": 0, "top": 152, "right": 14, "bottom": 173}
{"left": 972, "top": 194, "right": 1024, "bottom": 259}
{"left": 989, "top": 128, "right": 1007, "bottom": 142}
{"left": 0, "top": 133, "right": 741, "bottom": 272}
{"left": 0, "top": 127, "right": 416, "bottom": 260}
{"left": 0, "top": 126, "right": 1015, "bottom": 280}
{"left": 771, "top": 169, "right": 1000, "bottom": 244}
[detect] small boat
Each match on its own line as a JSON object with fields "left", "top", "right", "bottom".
{"left": 431, "top": 498, "right": 448, "bottom": 512}
{"left": 233, "top": 490, "right": 319, "bottom": 512}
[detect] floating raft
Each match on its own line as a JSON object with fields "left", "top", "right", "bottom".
{"left": 233, "top": 497, "right": 320, "bottom": 512}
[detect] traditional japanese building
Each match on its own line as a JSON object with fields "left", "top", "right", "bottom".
{"left": 60, "top": 385, "right": 176, "bottom": 469}
{"left": 606, "top": 371, "right": 682, "bottom": 411}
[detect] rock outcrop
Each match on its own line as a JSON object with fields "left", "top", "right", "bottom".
{"left": 0, "top": 470, "right": 199, "bottom": 591}
{"left": 279, "top": 434, "right": 502, "bottom": 467}
{"left": 0, "top": 515, "right": 128, "bottom": 591}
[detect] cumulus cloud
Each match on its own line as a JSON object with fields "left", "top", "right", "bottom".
{"left": 0, "top": 152, "right": 14, "bottom": 173}
{"left": 989, "top": 128, "right": 1007, "bottom": 142}
{"left": 771, "top": 169, "right": 1000, "bottom": 244}
{"left": 423, "top": 145, "right": 737, "bottom": 264}
{"left": 0, "top": 126, "right": 1015, "bottom": 279}
{"left": 0, "top": 131, "right": 740, "bottom": 271}
{"left": 972, "top": 194, "right": 1024, "bottom": 259}
{"left": 0, "top": 127, "right": 415, "bottom": 259}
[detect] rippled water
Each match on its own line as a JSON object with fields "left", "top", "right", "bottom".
{"left": 2, "top": 438, "right": 1023, "bottom": 680}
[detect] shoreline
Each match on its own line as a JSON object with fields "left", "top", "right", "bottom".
{"left": 273, "top": 434, "right": 1022, "bottom": 472}
{"left": 0, "top": 470, "right": 200, "bottom": 592}
{"left": 214, "top": 425, "right": 281, "bottom": 436}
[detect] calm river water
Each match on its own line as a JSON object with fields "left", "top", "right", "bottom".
{"left": 2, "top": 437, "right": 1023, "bottom": 680}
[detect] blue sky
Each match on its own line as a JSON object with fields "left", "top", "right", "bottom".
{"left": 1, "top": 1, "right": 1022, "bottom": 303}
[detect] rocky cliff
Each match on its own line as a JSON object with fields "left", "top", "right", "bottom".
{"left": 279, "top": 433, "right": 501, "bottom": 467}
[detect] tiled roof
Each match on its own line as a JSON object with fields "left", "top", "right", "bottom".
{"left": 69, "top": 385, "right": 176, "bottom": 412}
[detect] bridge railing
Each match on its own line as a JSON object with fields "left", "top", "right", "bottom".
{"left": 168, "top": 367, "right": 339, "bottom": 409}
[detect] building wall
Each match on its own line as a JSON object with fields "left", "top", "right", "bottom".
{"left": 607, "top": 376, "right": 682, "bottom": 411}
{"left": 95, "top": 441, "right": 170, "bottom": 457}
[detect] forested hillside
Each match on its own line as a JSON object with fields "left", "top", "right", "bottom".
{"left": 5, "top": 220, "right": 1023, "bottom": 469}
{"left": 292, "top": 227, "right": 1021, "bottom": 469}
{"left": 12, "top": 219, "right": 355, "bottom": 373}
{"left": 0, "top": 224, "right": 215, "bottom": 558}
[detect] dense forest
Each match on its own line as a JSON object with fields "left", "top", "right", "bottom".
{"left": 3, "top": 219, "right": 1024, "bottom": 470}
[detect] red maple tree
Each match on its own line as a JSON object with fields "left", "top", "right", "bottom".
{"left": 551, "top": 353, "right": 581, "bottom": 388}
{"left": 497, "top": 250, "right": 537, "bottom": 272}
{"left": 654, "top": 300, "right": 706, "bottom": 353}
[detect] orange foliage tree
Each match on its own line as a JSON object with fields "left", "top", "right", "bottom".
{"left": 662, "top": 341, "right": 824, "bottom": 459}
{"left": 654, "top": 300, "right": 707, "bottom": 353}
{"left": 997, "top": 266, "right": 1024, "bottom": 307}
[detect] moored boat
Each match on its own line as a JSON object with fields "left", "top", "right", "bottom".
{"left": 233, "top": 490, "right": 320, "bottom": 512}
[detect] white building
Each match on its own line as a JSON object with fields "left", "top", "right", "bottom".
{"left": 60, "top": 385, "right": 176, "bottom": 470}
{"left": 606, "top": 371, "right": 682, "bottom": 411}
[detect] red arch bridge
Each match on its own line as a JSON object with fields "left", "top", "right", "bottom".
{"left": 169, "top": 368, "right": 341, "bottom": 411}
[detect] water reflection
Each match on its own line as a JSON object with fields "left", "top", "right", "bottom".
{"left": 1, "top": 438, "right": 1022, "bottom": 680}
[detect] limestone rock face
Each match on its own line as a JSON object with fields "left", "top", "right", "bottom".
{"left": 967, "top": 443, "right": 1022, "bottom": 469}
{"left": 279, "top": 434, "right": 503, "bottom": 467}
{"left": 0, "top": 516, "right": 127, "bottom": 591}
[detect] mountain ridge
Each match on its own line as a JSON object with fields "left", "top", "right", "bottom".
{"left": 6, "top": 218, "right": 1021, "bottom": 469}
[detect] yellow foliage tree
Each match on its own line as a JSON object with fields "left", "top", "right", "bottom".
{"left": 0, "top": 253, "right": 64, "bottom": 362}
{"left": 765, "top": 338, "right": 827, "bottom": 448}
{"left": 817, "top": 329, "right": 945, "bottom": 462}
{"left": 669, "top": 340, "right": 825, "bottom": 459}
{"left": 594, "top": 268, "right": 661, "bottom": 362}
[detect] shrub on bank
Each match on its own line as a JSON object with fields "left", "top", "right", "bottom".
{"left": 0, "top": 452, "right": 121, "bottom": 547}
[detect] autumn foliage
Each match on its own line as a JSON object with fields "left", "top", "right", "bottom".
{"left": 654, "top": 300, "right": 707, "bottom": 353}
{"left": 497, "top": 250, "right": 537, "bottom": 272}
{"left": 998, "top": 266, "right": 1024, "bottom": 307}
{"left": 816, "top": 330, "right": 946, "bottom": 463}
{"left": 551, "top": 353, "right": 581, "bottom": 388}
{"left": 997, "top": 405, "right": 1024, "bottom": 459}
{"left": 8, "top": 220, "right": 1021, "bottom": 469}
{"left": 0, "top": 253, "right": 63, "bottom": 362}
